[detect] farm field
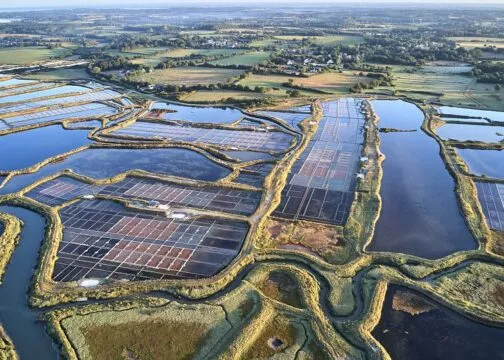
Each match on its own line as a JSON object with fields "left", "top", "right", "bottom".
{"left": 23, "top": 67, "right": 92, "bottom": 81}
{"left": 131, "top": 48, "right": 243, "bottom": 66}
{"left": 449, "top": 37, "right": 504, "bottom": 49}
{"left": 209, "top": 51, "right": 271, "bottom": 66}
{"left": 238, "top": 73, "right": 292, "bottom": 88}
{"left": 102, "top": 50, "right": 143, "bottom": 58}
{"left": 237, "top": 74, "right": 322, "bottom": 97}
{"left": 480, "top": 51, "right": 504, "bottom": 60}
{"left": 273, "top": 35, "right": 364, "bottom": 46}
{"left": 368, "top": 64, "right": 504, "bottom": 111}
{"left": 159, "top": 48, "right": 242, "bottom": 58}
{"left": 0, "top": 46, "right": 73, "bottom": 65}
{"left": 179, "top": 30, "right": 218, "bottom": 36}
{"left": 248, "top": 38, "right": 278, "bottom": 47}
{"left": 293, "top": 71, "right": 374, "bottom": 94}
{"left": 179, "top": 90, "right": 271, "bottom": 102}
{"left": 1, "top": 5, "right": 504, "bottom": 360}
{"left": 127, "top": 66, "right": 245, "bottom": 85}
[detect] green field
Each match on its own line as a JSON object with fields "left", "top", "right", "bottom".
{"left": 248, "top": 35, "right": 364, "bottom": 48}
{"left": 273, "top": 35, "right": 364, "bottom": 46}
{"left": 293, "top": 71, "right": 374, "bottom": 94}
{"left": 180, "top": 90, "right": 270, "bottom": 102}
{"left": 238, "top": 73, "right": 323, "bottom": 96}
{"left": 179, "top": 30, "right": 218, "bottom": 36}
{"left": 310, "top": 35, "right": 365, "bottom": 46}
{"left": 239, "top": 71, "right": 369, "bottom": 96}
{"left": 238, "top": 73, "right": 292, "bottom": 89}
{"left": 162, "top": 48, "right": 242, "bottom": 58}
{"left": 103, "top": 50, "right": 144, "bottom": 58}
{"left": 128, "top": 66, "right": 244, "bottom": 85}
{"left": 23, "top": 67, "right": 92, "bottom": 81}
{"left": 368, "top": 64, "right": 504, "bottom": 111}
{"left": 420, "top": 62, "right": 473, "bottom": 74}
{"left": 248, "top": 38, "right": 278, "bottom": 48}
{"left": 130, "top": 48, "right": 243, "bottom": 66}
{"left": 124, "top": 47, "right": 169, "bottom": 55}
{"left": 448, "top": 37, "right": 504, "bottom": 49}
{"left": 209, "top": 51, "right": 271, "bottom": 66}
{"left": 0, "top": 46, "right": 73, "bottom": 65}
{"left": 59, "top": 301, "right": 234, "bottom": 360}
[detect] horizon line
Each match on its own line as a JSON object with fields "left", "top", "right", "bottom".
{"left": 2, "top": 1, "right": 504, "bottom": 10}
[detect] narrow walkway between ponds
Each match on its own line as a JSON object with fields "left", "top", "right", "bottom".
{"left": 1, "top": 204, "right": 503, "bottom": 359}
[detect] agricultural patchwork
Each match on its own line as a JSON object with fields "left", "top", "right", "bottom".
{"left": 0, "top": 5, "right": 504, "bottom": 358}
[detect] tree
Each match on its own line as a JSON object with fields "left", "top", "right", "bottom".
{"left": 287, "top": 89, "right": 301, "bottom": 97}
{"left": 91, "top": 66, "right": 102, "bottom": 75}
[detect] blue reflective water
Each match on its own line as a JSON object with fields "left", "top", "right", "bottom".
{"left": 0, "top": 206, "right": 58, "bottom": 360}
{"left": 457, "top": 149, "right": 504, "bottom": 179}
{"left": 436, "top": 123, "right": 504, "bottom": 143}
{"left": 0, "top": 125, "right": 91, "bottom": 172}
{"left": 151, "top": 102, "right": 242, "bottom": 124}
{"left": 437, "top": 106, "right": 504, "bottom": 123}
{"left": 368, "top": 100, "right": 476, "bottom": 258}
{"left": 1, "top": 147, "right": 231, "bottom": 194}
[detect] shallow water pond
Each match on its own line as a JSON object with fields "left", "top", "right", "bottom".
{"left": 437, "top": 106, "right": 504, "bottom": 123}
{"left": 457, "top": 148, "right": 504, "bottom": 179}
{"left": 373, "top": 285, "right": 504, "bottom": 360}
{"left": 368, "top": 100, "right": 476, "bottom": 258}
{"left": 223, "top": 150, "right": 275, "bottom": 162}
{"left": 151, "top": 102, "right": 242, "bottom": 124}
{"left": 436, "top": 123, "right": 504, "bottom": 143}
{"left": 3, "top": 103, "right": 117, "bottom": 130}
{"left": 0, "top": 85, "right": 88, "bottom": 104}
{"left": 0, "top": 147, "right": 230, "bottom": 194}
{"left": 0, "top": 78, "right": 34, "bottom": 88}
{"left": 373, "top": 100, "right": 423, "bottom": 130}
{"left": 0, "top": 125, "right": 91, "bottom": 172}
{"left": 66, "top": 120, "right": 102, "bottom": 129}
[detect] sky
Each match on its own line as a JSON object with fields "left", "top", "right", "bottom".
{"left": 0, "top": 0, "right": 502, "bottom": 8}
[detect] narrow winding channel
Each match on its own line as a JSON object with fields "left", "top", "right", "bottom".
{"left": 0, "top": 99, "right": 498, "bottom": 359}
{"left": 0, "top": 206, "right": 58, "bottom": 359}
{"left": 0, "top": 203, "right": 502, "bottom": 360}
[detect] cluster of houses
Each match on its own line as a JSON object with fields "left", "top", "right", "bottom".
{"left": 0, "top": 37, "right": 46, "bottom": 48}
{"left": 279, "top": 48, "right": 358, "bottom": 74}
{"left": 189, "top": 36, "right": 249, "bottom": 49}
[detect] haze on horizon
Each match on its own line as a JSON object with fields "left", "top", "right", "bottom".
{"left": 0, "top": 0, "right": 502, "bottom": 9}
